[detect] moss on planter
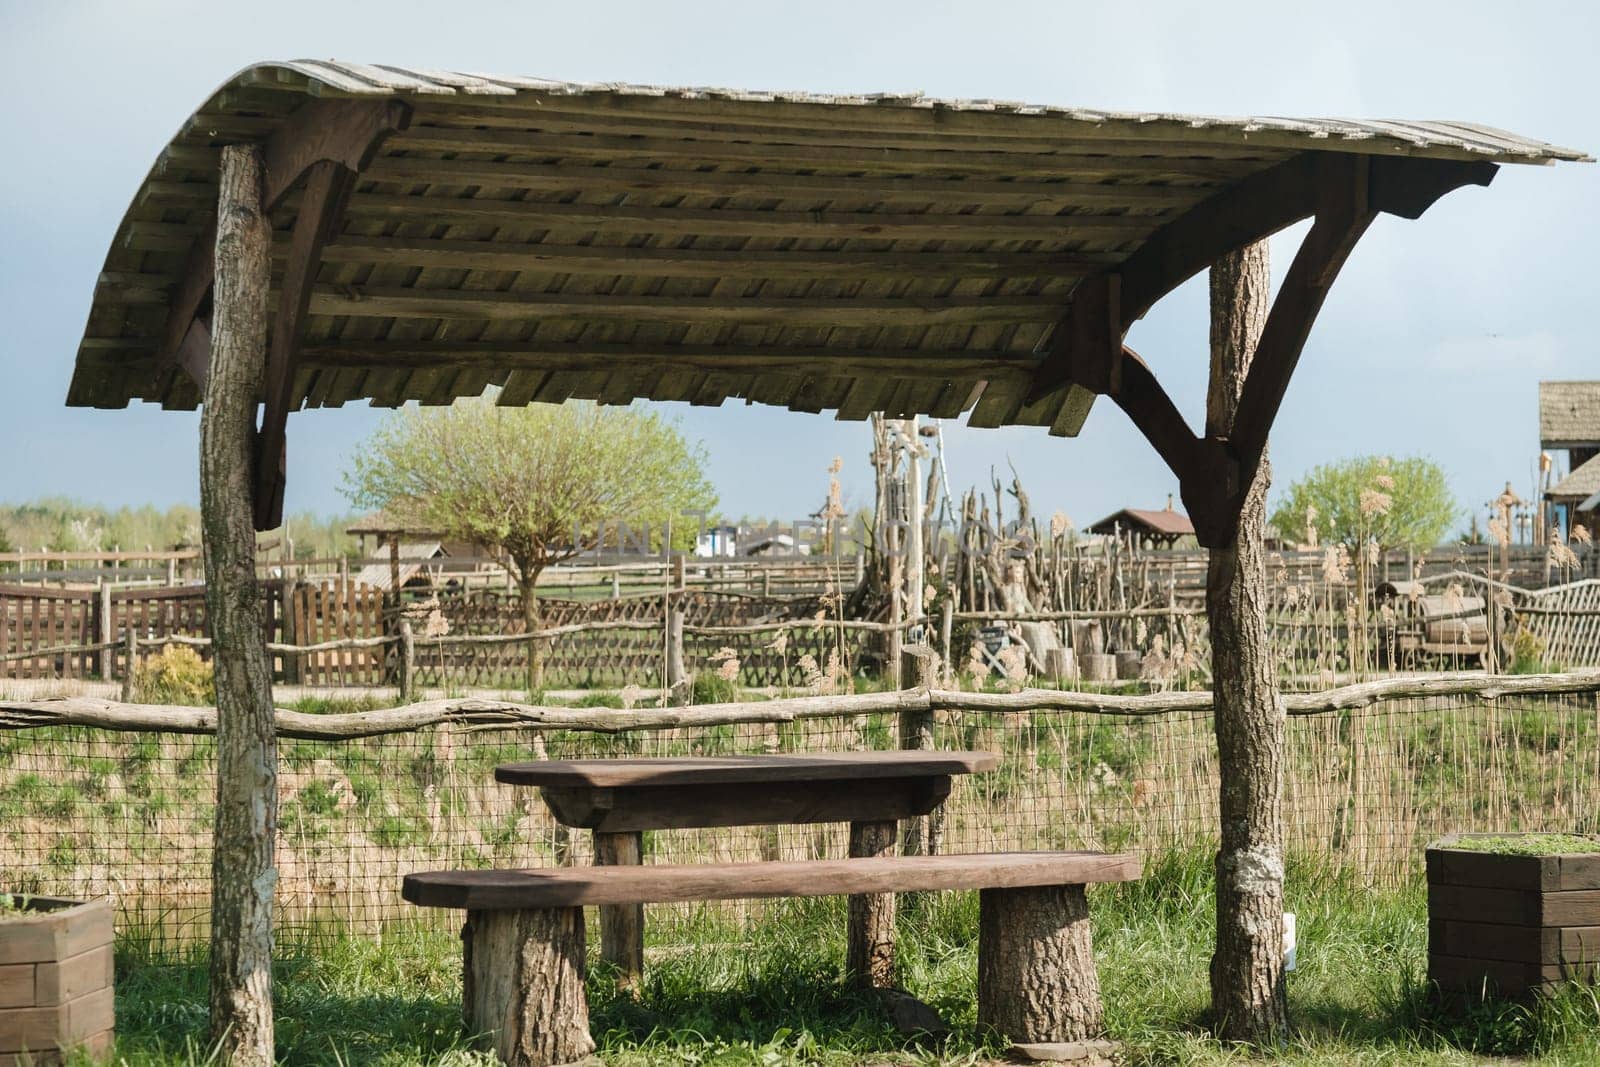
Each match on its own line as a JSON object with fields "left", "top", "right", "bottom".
{"left": 1436, "top": 833, "right": 1600, "bottom": 857}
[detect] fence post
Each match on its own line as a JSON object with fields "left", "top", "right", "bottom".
{"left": 398, "top": 618, "right": 415, "bottom": 702}
{"left": 121, "top": 627, "right": 138, "bottom": 703}
{"left": 897, "top": 652, "right": 939, "bottom": 857}
{"left": 96, "top": 581, "right": 113, "bottom": 680}
{"left": 166, "top": 556, "right": 178, "bottom": 586}
{"left": 281, "top": 578, "right": 301, "bottom": 684}
{"left": 666, "top": 604, "right": 687, "bottom": 704}
{"left": 940, "top": 599, "right": 954, "bottom": 687}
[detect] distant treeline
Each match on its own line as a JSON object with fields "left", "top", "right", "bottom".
{"left": 0, "top": 497, "right": 359, "bottom": 563}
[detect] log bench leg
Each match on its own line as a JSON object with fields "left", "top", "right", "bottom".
{"left": 594, "top": 830, "right": 645, "bottom": 987}
{"left": 464, "top": 907, "right": 593, "bottom": 1067}
{"left": 847, "top": 818, "right": 898, "bottom": 988}
{"left": 977, "top": 884, "right": 1104, "bottom": 1046}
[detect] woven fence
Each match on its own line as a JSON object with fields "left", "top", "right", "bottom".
{"left": 3, "top": 677, "right": 1597, "bottom": 952}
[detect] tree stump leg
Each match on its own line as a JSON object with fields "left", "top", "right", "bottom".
{"left": 594, "top": 830, "right": 645, "bottom": 988}
{"left": 464, "top": 908, "right": 593, "bottom": 1067}
{"left": 847, "top": 818, "right": 897, "bottom": 988}
{"left": 977, "top": 884, "right": 1103, "bottom": 1045}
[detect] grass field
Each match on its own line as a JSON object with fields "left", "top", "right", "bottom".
{"left": 97, "top": 849, "right": 1600, "bottom": 1066}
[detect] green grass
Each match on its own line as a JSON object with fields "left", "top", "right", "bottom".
{"left": 102, "top": 849, "right": 1600, "bottom": 1065}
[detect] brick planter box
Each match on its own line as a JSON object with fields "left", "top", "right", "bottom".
{"left": 1427, "top": 834, "right": 1600, "bottom": 1000}
{"left": 0, "top": 897, "right": 114, "bottom": 1066}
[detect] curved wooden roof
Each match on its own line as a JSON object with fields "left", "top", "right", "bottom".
{"left": 69, "top": 60, "right": 1586, "bottom": 433}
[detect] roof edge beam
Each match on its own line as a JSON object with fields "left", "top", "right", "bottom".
{"left": 152, "top": 99, "right": 412, "bottom": 395}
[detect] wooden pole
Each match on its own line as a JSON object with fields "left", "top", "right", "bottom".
{"left": 201, "top": 143, "right": 278, "bottom": 1066}
{"left": 594, "top": 831, "right": 645, "bottom": 988}
{"left": 846, "top": 819, "right": 897, "bottom": 988}
{"left": 398, "top": 617, "right": 416, "bottom": 702}
{"left": 95, "top": 583, "right": 113, "bottom": 681}
{"left": 666, "top": 605, "right": 687, "bottom": 705}
{"left": 120, "top": 627, "right": 137, "bottom": 704}
{"left": 1206, "top": 242, "right": 1287, "bottom": 1040}
{"left": 281, "top": 578, "right": 301, "bottom": 685}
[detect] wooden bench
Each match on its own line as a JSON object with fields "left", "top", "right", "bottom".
{"left": 404, "top": 850, "right": 1140, "bottom": 1067}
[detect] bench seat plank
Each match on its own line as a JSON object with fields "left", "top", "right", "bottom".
{"left": 404, "top": 851, "right": 1140, "bottom": 910}
{"left": 494, "top": 751, "right": 999, "bottom": 788}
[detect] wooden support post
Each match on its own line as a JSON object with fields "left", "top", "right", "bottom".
{"left": 666, "top": 604, "right": 687, "bottom": 704}
{"left": 121, "top": 627, "right": 138, "bottom": 703}
{"left": 977, "top": 884, "right": 1104, "bottom": 1046}
{"left": 281, "top": 578, "right": 301, "bottom": 685}
{"left": 398, "top": 617, "right": 416, "bottom": 702}
{"left": 940, "top": 599, "right": 954, "bottom": 687}
{"left": 95, "top": 583, "right": 112, "bottom": 680}
{"left": 166, "top": 557, "right": 178, "bottom": 586}
{"left": 201, "top": 143, "right": 278, "bottom": 1066}
{"left": 847, "top": 819, "right": 897, "bottom": 988}
{"left": 463, "top": 908, "right": 593, "bottom": 1067}
{"left": 1205, "top": 244, "right": 1288, "bottom": 1040}
{"left": 594, "top": 831, "right": 645, "bottom": 988}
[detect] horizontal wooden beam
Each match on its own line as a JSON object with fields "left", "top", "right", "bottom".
{"left": 314, "top": 236, "right": 1120, "bottom": 280}
{"left": 424, "top": 94, "right": 1541, "bottom": 166}
{"left": 426, "top": 102, "right": 1288, "bottom": 158}
{"left": 341, "top": 192, "right": 1166, "bottom": 240}
{"left": 361, "top": 155, "right": 1217, "bottom": 206}
{"left": 308, "top": 285, "right": 1062, "bottom": 326}
{"left": 391, "top": 126, "right": 1261, "bottom": 180}
{"left": 300, "top": 340, "right": 1037, "bottom": 381}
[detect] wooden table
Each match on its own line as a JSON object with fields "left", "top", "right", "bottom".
{"left": 495, "top": 751, "right": 999, "bottom": 986}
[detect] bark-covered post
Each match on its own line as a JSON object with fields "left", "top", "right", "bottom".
{"left": 977, "top": 884, "right": 1103, "bottom": 1045}
{"left": 397, "top": 616, "right": 416, "bottom": 702}
{"left": 1206, "top": 243, "right": 1288, "bottom": 1039}
{"left": 201, "top": 143, "right": 279, "bottom": 1065}
{"left": 463, "top": 908, "right": 593, "bottom": 1066}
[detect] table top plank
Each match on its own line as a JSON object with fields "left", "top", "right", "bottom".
{"left": 494, "top": 750, "right": 1000, "bottom": 788}
{"left": 405, "top": 850, "right": 1141, "bottom": 910}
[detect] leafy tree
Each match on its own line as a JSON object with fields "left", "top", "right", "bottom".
{"left": 344, "top": 398, "right": 717, "bottom": 685}
{"left": 1269, "top": 455, "right": 1457, "bottom": 553}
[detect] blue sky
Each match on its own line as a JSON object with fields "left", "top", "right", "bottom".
{"left": 1, "top": 0, "right": 1594, "bottom": 530}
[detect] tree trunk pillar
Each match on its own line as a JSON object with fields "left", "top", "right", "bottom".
{"left": 1206, "top": 242, "right": 1288, "bottom": 1040}
{"left": 977, "top": 884, "right": 1103, "bottom": 1044}
{"left": 202, "top": 143, "right": 278, "bottom": 1066}
{"left": 463, "top": 908, "right": 593, "bottom": 1067}
{"left": 846, "top": 818, "right": 897, "bottom": 987}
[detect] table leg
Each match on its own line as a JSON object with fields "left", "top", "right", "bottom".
{"left": 593, "top": 830, "right": 644, "bottom": 987}
{"left": 847, "top": 818, "right": 897, "bottom": 988}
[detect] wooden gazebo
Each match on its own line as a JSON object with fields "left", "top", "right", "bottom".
{"left": 63, "top": 60, "right": 1587, "bottom": 1061}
